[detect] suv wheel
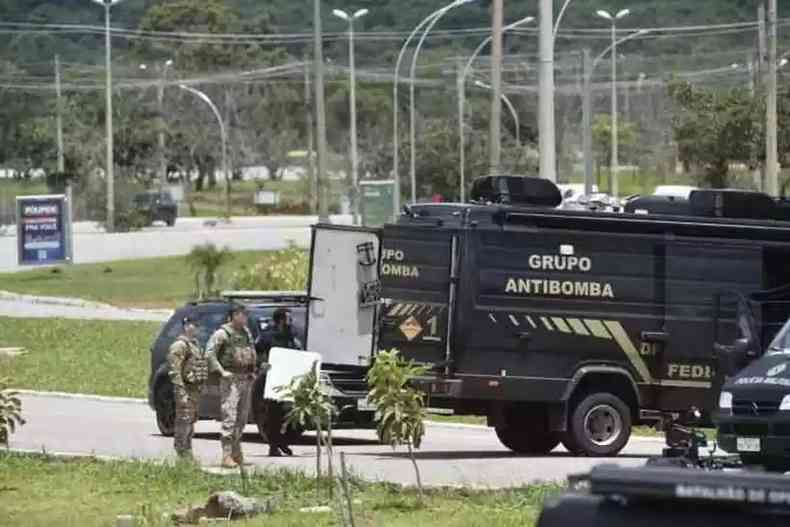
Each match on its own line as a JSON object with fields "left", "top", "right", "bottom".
{"left": 154, "top": 381, "right": 175, "bottom": 437}
{"left": 568, "top": 392, "right": 632, "bottom": 456}
{"left": 166, "top": 215, "right": 176, "bottom": 227}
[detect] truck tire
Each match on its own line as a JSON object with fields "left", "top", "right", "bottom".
{"left": 559, "top": 431, "right": 583, "bottom": 455}
{"left": 567, "top": 392, "right": 632, "bottom": 457}
{"left": 495, "top": 424, "right": 560, "bottom": 455}
{"left": 154, "top": 381, "right": 175, "bottom": 437}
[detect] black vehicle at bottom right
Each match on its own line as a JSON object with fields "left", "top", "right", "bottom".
{"left": 716, "top": 306, "right": 790, "bottom": 472}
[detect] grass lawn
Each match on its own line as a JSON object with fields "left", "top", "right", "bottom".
{"left": 0, "top": 250, "right": 275, "bottom": 309}
{"left": 0, "top": 318, "right": 159, "bottom": 398}
{"left": 0, "top": 452, "right": 562, "bottom": 527}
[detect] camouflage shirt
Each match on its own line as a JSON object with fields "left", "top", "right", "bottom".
{"left": 206, "top": 323, "right": 258, "bottom": 375}
{"left": 167, "top": 336, "right": 207, "bottom": 387}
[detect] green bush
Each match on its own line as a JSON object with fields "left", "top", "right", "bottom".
{"left": 230, "top": 245, "right": 308, "bottom": 292}
{"left": 0, "top": 378, "right": 25, "bottom": 445}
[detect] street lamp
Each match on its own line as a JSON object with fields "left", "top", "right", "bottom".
{"left": 178, "top": 85, "right": 229, "bottom": 220}
{"left": 333, "top": 8, "right": 369, "bottom": 225}
{"left": 92, "top": 0, "right": 126, "bottom": 232}
{"left": 409, "top": 0, "right": 476, "bottom": 205}
{"left": 596, "top": 7, "right": 630, "bottom": 199}
{"left": 474, "top": 81, "right": 520, "bottom": 145}
{"left": 140, "top": 60, "right": 174, "bottom": 190}
{"left": 458, "top": 16, "right": 533, "bottom": 201}
{"left": 392, "top": 0, "right": 474, "bottom": 213}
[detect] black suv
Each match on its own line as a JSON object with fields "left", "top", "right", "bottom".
{"left": 133, "top": 190, "right": 178, "bottom": 227}
{"left": 147, "top": 292, "right": 308, "bottom": 442}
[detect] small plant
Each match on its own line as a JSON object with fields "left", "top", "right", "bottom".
{"left": 277, "top": 363, "right": 337, "bottom": 493}
{"left": 185, "top": 243, "right": 233, "bottom": 300}
{"left": 366, "top": 349, "right": 428, "bottom": 501}
{"left": 0, "top": 378, "right": 25, "bottom": 446}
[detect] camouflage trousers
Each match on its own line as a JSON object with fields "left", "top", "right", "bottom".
{"left": 219, "top": 374, "right": 254, "bottom": 459}
{"left": 174, "top": 384, "right": 202, "bottom": 456}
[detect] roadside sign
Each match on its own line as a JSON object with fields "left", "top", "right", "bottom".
{"left": 360, "top": 180, "right": 395, "bottom": 227}
{"left": 16, "top": 194, "right": 73, "bottom": 266}
{"left": 254, "top": 190, "right": 280, "bottom": 206}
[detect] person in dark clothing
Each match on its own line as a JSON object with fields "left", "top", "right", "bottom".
{"left": 264, "top": 308, "right": 298, "bottom": 457}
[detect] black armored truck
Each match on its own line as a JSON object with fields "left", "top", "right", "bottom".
{"left": 306, "top": 176, "right": 790, "bottom": 457}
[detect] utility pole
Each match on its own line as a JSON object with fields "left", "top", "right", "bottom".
{"left": 157, "top": 75, "right": 166, "bottom": 190}
{"left": 489, "top": 0, "right": 503, "bottom": 174}
{"left": 55, "top": 55, "right": 64, "bottom": 174}
{"left": 457, "top": 59, "right": 466, "bottom": 201}
{"left": 767, "top": 0, "right": 779, "bottom": 197}
{"left": 313, "top": 0, "right": 329, "bottom": 221}
{"left": 55, "top": 54, "right": 72, "bottom": 210}
{"left": 582, "top": 49, "right": 593, "bottom": 195}
{"left": 103, "top": 1, "right": 115, "bottom": 231}
{"left": 304, "top": 57, "right": 317, "bottom": 214}
{"left": 538, "top": 0, "right": 557, "bottom": 182}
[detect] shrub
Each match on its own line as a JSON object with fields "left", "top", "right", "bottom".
{"left": 230, "top": 245, "right": 308, "bottom": 291}
{"left": 185, "top": 243, "right": 234, "bottom": 299}
{"left": 0, "top": 378, "right": 25, "bottom": 446}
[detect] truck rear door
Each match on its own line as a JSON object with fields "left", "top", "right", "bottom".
{"left": 306, "top": 225, "right": 381, "bottom": 367}
{"left": 379, "top": 224, "right": 457, "bottom": 368}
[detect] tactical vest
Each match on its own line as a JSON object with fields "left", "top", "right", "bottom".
{"left": 180, "top": 337, "right": 209, "bottom": 385}
{"left": 217, "top": 324, "right": 256, "bottom": 374}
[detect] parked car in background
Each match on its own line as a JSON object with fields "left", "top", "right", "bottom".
{"left": 132, "top": 190, "right": 178, "bottom": 227}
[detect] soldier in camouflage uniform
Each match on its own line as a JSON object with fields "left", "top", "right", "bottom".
{"left": 206, "top": 304, "right": 266, "bottom": 468}
{"left": 167, "top": 315, "right": 208, "bottom": 459}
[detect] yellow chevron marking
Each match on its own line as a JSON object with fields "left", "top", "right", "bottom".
{"left": 388, "top": 304, "right": 402, "bottom": 317}
{"left": 567, "top": 318, "right": 590, "bottom": 336}
{"left": 583, "top": 319, "right": 611, "bottom": 339}
{"left": 540, "top": 317, "right": 554, "bottom": 331}
{"left": 604, "top": 320, "right": 654, "bottom": 383}
{"left": 508, "top": 315, "right": 520, "bottom": 327}
{"left": 526, "top": 316, "right": 538, "bottom": 329}
{"left": 551, "top": 317, "right": 572, "bottom": 333}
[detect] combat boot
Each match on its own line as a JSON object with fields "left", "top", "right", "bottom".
{"left": 231, "top": 451, "right": 245, "bottom": 466}
{"left": 221, "top": 455, "right": 239, "bottom": 469}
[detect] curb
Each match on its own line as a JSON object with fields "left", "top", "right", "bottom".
{"left": 0, "top": 290, "right": 115, "bottom": 310}
{"left": 7, "top": 447, "right": 124, "bottom": 463}
{"left": 15, "top": 390, "right": 148, "bottom": 406}
{"left": 425, "top": 419, "right": 666, "bottom": 442}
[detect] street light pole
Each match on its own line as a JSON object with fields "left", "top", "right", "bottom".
{"left": 597, "top": 8, "right": 630, "bottom": 199}
{"left": 178, "top": 85, "right": 228, "bottom": 220}
{"left": 538, "top": 0, "right": 556, "bottom": 183}
{"left": 143, "top": 60, "right": 174, "bottom": 191}
{"left": 313, "top": 0, "right": 329, "bottom": 222}
{"left": 475, "top": 81, "right": 520, "bottom": 144}
{"left": 766, "top": 0, "right": 779, "bottom": 196}
{"left": 459, "top": 16, "right": 533, "bottom": 201}
{"left": 409, "top": 0, "right": 475, "bottom": 205}
{"left": 93, "top": 0, "right": 125, "bottom": 232}
{"left": 333, "top": 8, "right": 369, "bottom": 224}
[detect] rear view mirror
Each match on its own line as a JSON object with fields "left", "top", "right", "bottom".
{"left": 714, "top": 337, "right": 752, "bottom": 377}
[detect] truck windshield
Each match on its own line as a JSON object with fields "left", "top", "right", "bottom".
{"left": 768, "top": 320, "right": 790, "bottom": 354}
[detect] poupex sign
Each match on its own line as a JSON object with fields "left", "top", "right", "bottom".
{"left": 16, "top": 194, "right": 73, "bottom": 266}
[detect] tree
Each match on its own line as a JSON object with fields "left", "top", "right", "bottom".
{"left": 668, "top": 81, "right": 761, "bottom": 188}
{"left": 185, "top": 243, "right": 233, "bottom": 299}
{"left": 366, "top": 349, "right": 428, "bottom": 501}
{"left": 277, "top": 362, "right": 337, "bottom": 495}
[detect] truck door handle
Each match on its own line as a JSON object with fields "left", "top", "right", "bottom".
{"left": 641, "top": 331, "right": 669, "bottom": 343}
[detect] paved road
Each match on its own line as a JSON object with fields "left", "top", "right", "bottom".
{"left": 0, "top": 296, "right": 170, "bottom": 322}
{"left": 11, "top": 394, "right": 665, "bottom": 488}
{"left": 0, "top": 215, "right": 351, "bottom": 272}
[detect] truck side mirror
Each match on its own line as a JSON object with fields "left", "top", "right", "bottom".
{"left": 714, "top": 337, "right": 752, "bottom": 377}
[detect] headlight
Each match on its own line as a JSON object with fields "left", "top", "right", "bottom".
{"left": 780, "top": 395, "right": 790, "bottom": 411}
{"left": 719, "top": 391, "right": 733, "bottom": 409}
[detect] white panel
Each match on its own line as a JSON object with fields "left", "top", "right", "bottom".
{"left": 307, "top": 227, "right": 379, "bottom": 366}
{"left": 263, "top": 347, "right": 322, "bottom": 401}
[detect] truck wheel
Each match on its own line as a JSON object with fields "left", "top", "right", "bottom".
{"left": 559, "top": 431, "right": 583, "bottom": 455}
{"left": 154, "top": 381, "right": 175, "bottom": 437}
{"left": 495, "top": 425, "right": 560, "bottom": 454}
{"left": 568, "top": 392, "right": 631, "bottom": 457}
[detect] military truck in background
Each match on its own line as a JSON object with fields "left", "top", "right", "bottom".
{"left": 306, "top": 176, "right": 790, "bottom": 457}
